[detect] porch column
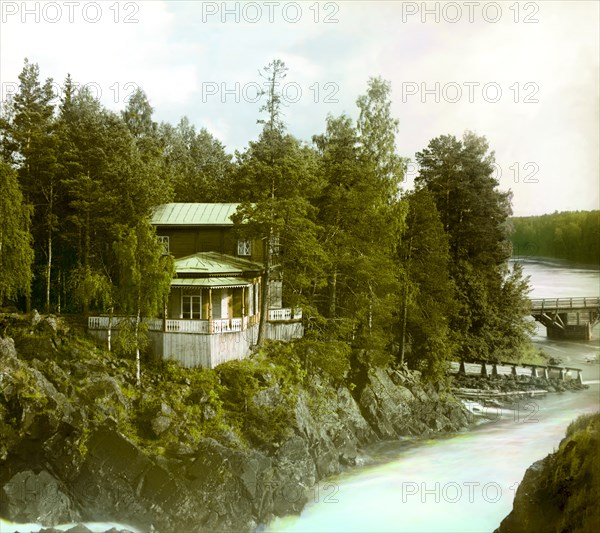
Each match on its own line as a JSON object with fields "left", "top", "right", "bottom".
{"left": 257, "top": 278, "right": 261, "bottom": 324}
{"left": 208, "top": 288, "right": 213, "bottom": 334}
{"left": 163, "top": 300, "right": 167, "bottom": 333}
{"left": 242, "top": 286, "right": 246, "bottom": 329}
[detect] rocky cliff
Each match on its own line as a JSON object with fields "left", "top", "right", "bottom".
{"left": 495, "top": 412, "right": 600, "bottom": 533}
{"left": 0, "top": 312, "right": 471, "bottom": 532}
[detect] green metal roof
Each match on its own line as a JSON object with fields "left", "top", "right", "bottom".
{"left": 151, "top": 203, "right": 240, "bottom": 226}
{"left": 173, "top": 252, "right": 263, "bottom": 276}
{"left": 171, "top": 277, "right": 252, "bottom": 289}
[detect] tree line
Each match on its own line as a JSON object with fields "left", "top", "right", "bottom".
{"left": 0, "top": 58, "right": 532, "bottom": 378}
{"left": 511, "top": 211, "right": 600, "bottom": 265}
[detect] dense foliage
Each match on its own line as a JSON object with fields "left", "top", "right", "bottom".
{"left": 511, "top": 211, "right": 600, "bottom": 265}
{"left": 498, "top": 412, "right": 600, "bottom": 533}
{"left": 0, "top": 58, "right": 536, "bottom": 379}
{"left": 414, "top": 132, "right": 534, "bottom": 361}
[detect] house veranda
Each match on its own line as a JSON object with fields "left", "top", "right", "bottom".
{"left": 88, "top": 203, "right": 303, "bottom": 368}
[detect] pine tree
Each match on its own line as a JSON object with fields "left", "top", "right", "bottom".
{"left": 0, "top": 160, "right": 34, "bottom": 304}
{"left": 398, "top": 189, "right": 456, "bottom": 378}
{"left": 313, "top": 109, "right": 404, "bottom": 362}
{"left": 232, "top": 59, "right": 326, "bottom": 346}
{"left": 5, "top": 59, "right": 59, "bottom": 311}
{"left": 415, "top": 131, "right": 531, "bottom": 360}
{"left": 161, "top": 118, "right": 234, "bottom": 202}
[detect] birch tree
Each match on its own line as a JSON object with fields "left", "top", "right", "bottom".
{"left": 113, "top": 220, "right": 174, "bottom": 386}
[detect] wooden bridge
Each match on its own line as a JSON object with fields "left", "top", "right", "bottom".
{"left": 530, "top": 297, "right": 600, "bottom": 340}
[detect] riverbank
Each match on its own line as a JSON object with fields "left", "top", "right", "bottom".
{"left": 0, "top": 312, "right": 471, "bottom": 533}
{"left": 495, "top": 411, "right": 600, "bottom": 533}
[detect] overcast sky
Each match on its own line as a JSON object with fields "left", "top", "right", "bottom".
{"left": 1, "top": 0, "right": 598, "bottom": 216}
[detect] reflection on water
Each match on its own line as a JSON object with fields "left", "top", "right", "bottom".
{"left": 269, "top": 259, "right": 600, "bottom": 533}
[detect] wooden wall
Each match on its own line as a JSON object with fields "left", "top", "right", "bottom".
{"left": 155, "top": 225, "right": 264, "bottom": 263}
{"left": 89, "top": 321, "right": 301, "bottom": 370}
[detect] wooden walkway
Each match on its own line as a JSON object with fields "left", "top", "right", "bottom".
{"left": 449, "top": 360, "right": 583, "bottom": 384}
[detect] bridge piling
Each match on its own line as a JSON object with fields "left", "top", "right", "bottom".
{"left": 530, "top": 296, "right": 599, "bottom": 340}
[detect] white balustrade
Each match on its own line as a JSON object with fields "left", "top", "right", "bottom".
{"left": 89, "top": 313, "right": 270, "bottom": 334}
{"left": 268, "top": 308, "right": 302, "bottom": 321}
{"left": 145, "top": 318, "right": 164, "bottom": 331}
{"left": 88, "top": 316, "right": 109, "bottom": 329}
{"left": 211, "top": 318, "right": 243, "bottom": 333}
{"left": 165, "top": 319, "right": 209, "bottom": 333}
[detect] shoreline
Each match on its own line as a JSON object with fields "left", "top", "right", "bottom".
{"left": 1, "top": 310, "right": 596, "bottom": 533}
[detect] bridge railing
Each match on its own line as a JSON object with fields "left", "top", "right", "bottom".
{"left": 530, "top": 296, "right": 600, "bottom": 311}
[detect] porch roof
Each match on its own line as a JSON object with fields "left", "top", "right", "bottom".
{"left": 173, "top": 252, "right": 263, "bottom": 276}
{"left": 171, "top": 277, "right": 252, "bottom": 289}
{"left": 151, "top": 203, "right": 240, "bottom": 226}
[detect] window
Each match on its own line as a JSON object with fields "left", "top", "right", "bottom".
{"left": 157, "top": 236, "right": 169, "bottom": 255}
{"left": 182, "top": 294, "right": 201, "bottom": 319}
{"left": 269, "top": 280, "right": 283, "bottom": 308}
{"left": 237, "top": 239, "right": 252, "bottom": 256}
{"left": 270, "top": 235, "right": 281, "bottom": 256}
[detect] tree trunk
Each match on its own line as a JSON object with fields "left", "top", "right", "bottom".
{"left": 400, "top": 236, "right": 413, "bottom": 364}
{"left": 57, "top": 268, "right": 61, "bottom": 313}
{"left": 329, "top": 268, "right": 337, "bottom": 318}
{"left": 257, "top": 235, "right": 271, "bottom": 346}
{"left": 135, "top": 307, "right": 141, "bottom": 386}
{"left": 107, "top": 307, "right": 113, "bottom": 353}
{"left": 45, "top": 230, "right": 52, "bottom": 313}
{"left": 368, "top": 283, "right": 373, "bottom": 335}
{"left": 400, "top": 279, "right": 408, "bottom": 364}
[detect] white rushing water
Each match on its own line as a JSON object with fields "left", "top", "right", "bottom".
{"left": 2, "top": 259, "right": 598, "bottom": 533}
{"left": 0, "top": 520, "right": 140, "bottom": 533}
{"left": 268, "top": 258, "right": 600, "bottom": 533}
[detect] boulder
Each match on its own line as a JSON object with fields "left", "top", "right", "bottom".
{"left": 72, "top": 423, "right": 202, "bottom": 532}
{"left": 293, "top": 392, "right": 339, "bottom": 477}
{"left": 0, "top": 337, "right": 17, "bottom": 360}
{"left": 79, "top": 375, "right": 129, "bottom": 420}
{"left": 13, "top": 334, "right": 58, "bottom": 361}
{"left": 2, "top": 469, "right": 81, "bottom": 526}
{"left": 359, "top": 368, "right": 416, "bottom": 438}
{"left": 30, "top": 309, "right": 42, "bottom": 327}
{"left": 185, "top": 438, "right": 273, "bottom": 530}
{"left": 151, "top": 415, "right": 171, "bottom": 436}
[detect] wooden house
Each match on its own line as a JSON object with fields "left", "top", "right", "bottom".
{"left": 88, "top": 203, "right": 302, "bottom": 368}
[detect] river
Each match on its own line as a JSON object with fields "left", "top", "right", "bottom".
{"left": 1, "top": 259, "right": 598, "bottom": 533}
{"left": 267, "top": 258, "right": 600, "bottom": 533}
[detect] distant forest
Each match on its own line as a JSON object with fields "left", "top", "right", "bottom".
{"left": 510, "top": 211, "right": 600, "bottom": 265}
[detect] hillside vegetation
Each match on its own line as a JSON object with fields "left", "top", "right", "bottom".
{"left": 0, "top": 312, "right": 470, "bottom": 531}
{"left": 496, "top": 412, "right": 600, "bottom": 533}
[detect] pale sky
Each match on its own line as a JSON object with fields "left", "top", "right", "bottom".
{"left": 1, "top": 0, "right": 598, "bottom": 215}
